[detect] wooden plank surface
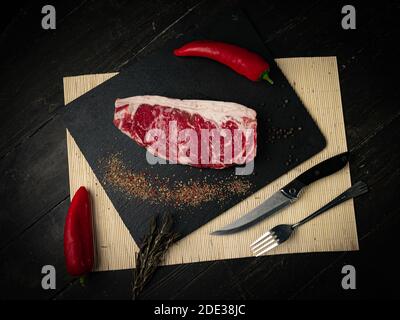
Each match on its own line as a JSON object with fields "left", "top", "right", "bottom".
{"left": 64, "top": 56, "right": 357, "bottom": 271}
{"left": 1, "top": 1, "right": 399, "bottom": 300}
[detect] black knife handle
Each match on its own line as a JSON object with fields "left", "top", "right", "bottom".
{"left": 281, "top": 152, "right": 349, "bottom": 199}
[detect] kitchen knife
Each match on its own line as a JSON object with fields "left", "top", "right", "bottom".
{"left": 211, "top": 152, "right": 349, "bottom": 235}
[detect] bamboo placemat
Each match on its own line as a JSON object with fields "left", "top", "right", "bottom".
{"left": 64, "top": 57, "right": 358, "bottom": 271}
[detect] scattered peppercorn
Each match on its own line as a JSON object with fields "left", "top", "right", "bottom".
{"left": 267, "top": 126, "right": 298, "bottom": 143}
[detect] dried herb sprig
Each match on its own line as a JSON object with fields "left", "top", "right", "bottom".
{"left": 132, "top": 214, "right": 179, "bottom": 299}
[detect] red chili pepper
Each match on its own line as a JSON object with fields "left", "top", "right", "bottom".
{"left": 174, "top": 40, "right": 273, "bottom": 84}
{"left": 64, "top": 186, "right": 94, "bottom": 277}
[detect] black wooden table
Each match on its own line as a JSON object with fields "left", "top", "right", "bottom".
{"left": 1, "top": 0, "right": 399, "bottom": 300}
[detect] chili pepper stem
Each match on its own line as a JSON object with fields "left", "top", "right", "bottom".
{"left": 261, "top": 71, "right": 274, "bottom": 85}
{"left": 79, "top": 276, "right": 86, "bottom": 287}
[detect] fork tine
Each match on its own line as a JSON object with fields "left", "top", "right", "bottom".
{"left": 255, "top": 242, "right": 279, "bottom": 257}
{"left": 252, "top": 235, "right": 277, "bottom": 252}
{"left": 250, "top": 234, "right": 273, "bottom": 251}
{"left": 250, "top": 231, "right": 271, "bottom": 247}
{"left": 252, "top": 236, "right": 276, "bottom": 254}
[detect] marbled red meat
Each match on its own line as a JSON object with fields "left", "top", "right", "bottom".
{"left": 113, "top": 96, "right": 257, "bottom": 169}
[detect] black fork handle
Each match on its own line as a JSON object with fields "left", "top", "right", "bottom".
{"left": 291, "top": 181, "right": 368, "bottom": 229}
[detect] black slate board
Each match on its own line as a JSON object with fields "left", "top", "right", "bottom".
{"left": 63, "top": 11, "right": 326, "bottom": 246}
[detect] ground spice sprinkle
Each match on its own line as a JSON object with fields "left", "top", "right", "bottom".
{"left": 102, "top": 154, "right": 252, "bottom": 208}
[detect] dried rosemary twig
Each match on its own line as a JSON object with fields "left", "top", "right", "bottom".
{"left": 132, "top": 214, "right": 179, "bottom": 299}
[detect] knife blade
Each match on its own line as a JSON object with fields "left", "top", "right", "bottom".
{"left": 211, "top": 152, "right": 349, "bottom": 235}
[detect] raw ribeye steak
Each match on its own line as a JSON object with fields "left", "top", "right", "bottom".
{"left": 113, "top": 95, "right": 257, "bottom": 169}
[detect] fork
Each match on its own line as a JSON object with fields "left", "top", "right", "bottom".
{"left": 250, "top": 181, "right": 368, "bottom": 257}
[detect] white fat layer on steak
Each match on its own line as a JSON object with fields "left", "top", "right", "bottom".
{"left": 114, "top": 95, "right": 257, "bottom": 124}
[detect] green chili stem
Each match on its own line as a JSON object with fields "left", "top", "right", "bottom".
{"left": 261, "top": 71, "right": 274, "bottom": 85}
{"left": 79, "top": 276, "right": 86, "bottom": 287}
